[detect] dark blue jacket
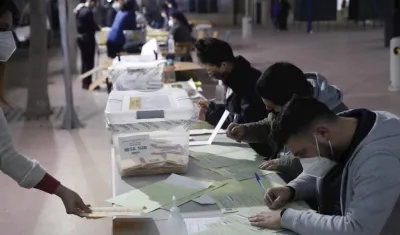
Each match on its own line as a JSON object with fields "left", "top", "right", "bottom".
{"left": 107, "top": 10, "right": 137, "bottom": 45}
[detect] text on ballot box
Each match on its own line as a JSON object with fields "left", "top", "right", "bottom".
{"left": 119, "top": 135, "right": 151, "bottom": 159}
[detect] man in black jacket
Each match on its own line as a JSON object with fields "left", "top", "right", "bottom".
{"left": 194, "top": 38, "right": 270, "bottom": 156}
{"left": 75, "top": 0, "right": 99, "bottom": 90}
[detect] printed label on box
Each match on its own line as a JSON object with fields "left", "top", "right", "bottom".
{"left": 119, "top": 135, "right": 151, "bottom": 159}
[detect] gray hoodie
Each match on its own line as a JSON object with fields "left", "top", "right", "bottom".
{"left": 241, "top": 72, "right": 346, "bottom": 144}
{"left": 306, "top": 72, "right": 343, "bottom": 110}
{"left": 283, "top": 111, "right": 400, "bottom": 235}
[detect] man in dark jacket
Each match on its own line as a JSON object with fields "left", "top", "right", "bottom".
{"left": 227, "top": 62, "right": 348, "bottom": 182}
{"left": 104, "top": 0, "right": 117, "bottom": 27}
{"left": 75, "top": 0, "right": 99, "bottom": 90}
{"left": 194, "top": 38, "right": 270, "bottom": 156}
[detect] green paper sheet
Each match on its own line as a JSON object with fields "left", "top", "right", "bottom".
{"left": 191, "top": 150, "right": 259, "bottom": 169}
{"left": 190, "top": 145, "right": 254, "bottom": 156}
{"left": 208, "top": 160, "right": 275, "bottom": 181}
{"left": 208, "top": 176, "right": 284, "bottom": 211}
{"left": 198, "top": 220, "right": 276, "bottom": 235}
{"left": 221, "top": 213, "right": 281, "bottom": 234}
{"left": 107, "top": 180, "right": 199, "bottom": 213}
{"left": 161, "top": 181, "right": 228, "bottom": 210}
{"left": 190, "top": 121, "right": 215, "bottom": 130}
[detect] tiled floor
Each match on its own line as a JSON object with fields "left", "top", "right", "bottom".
{"left": 1, "top": 27, "right": 398, "bottom": 235}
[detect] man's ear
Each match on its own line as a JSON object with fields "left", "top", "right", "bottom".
{"left": 314, "top": 125, "right": 331, "bottom": 142}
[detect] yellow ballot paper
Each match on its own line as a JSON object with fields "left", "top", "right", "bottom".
{"left": 107, "top": 174, "right": 212, "bottom": 213}
{"left": 80, "top": 206, "right": 147, "bottom": 219}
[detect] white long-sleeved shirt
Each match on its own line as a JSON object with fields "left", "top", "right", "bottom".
{"left": 0, "top": 109, "right": 46, "bottom": 188}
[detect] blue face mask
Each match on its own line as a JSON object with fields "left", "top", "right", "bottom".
{"left": 0, "top": 31, "right": 16, "bottom": 62}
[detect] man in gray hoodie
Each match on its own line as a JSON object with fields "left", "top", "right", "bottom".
{"left": 227, "top": 62, "right": 348, "bottom": 181}
{"left": 249, "top": 96, "right": 400, "bottom": 234}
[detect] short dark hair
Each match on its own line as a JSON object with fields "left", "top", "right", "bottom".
{"left": 194, "top": 38, "right": 235, "bottom": 65}
{"left": 171, "top": 11, "right": 192, "bottom": 31}
{"left": 271, "top": 96, "right": 337, "bottom": 152}
{"left": 161, "top": 3, "right": 169, "bottom": 13}
{"left": 121, "top": 0, "right": 137, "bottom": 11}
{"left": 256, "top": 62, "right": 313, "bottom": 106}
{"left": 0, "top": 0, "right": 18, "bottom": 17}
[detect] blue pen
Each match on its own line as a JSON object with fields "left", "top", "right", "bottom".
{"left": 254, "top": 172, "right": 273, "bottom": 204}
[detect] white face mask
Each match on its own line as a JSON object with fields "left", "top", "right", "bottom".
{"left": 168, "top": 19, "right": 174, "bottom": 27}
{"left": 0, "top": 31, "right": 16, "bottom": 62}
{"left": 299, "top": 135, "right": 337, "bottom": 178}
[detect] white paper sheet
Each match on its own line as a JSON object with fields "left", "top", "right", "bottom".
{"left": 189, "top": 110, "right": 230, "bottom": 146}
{"left": 165, "top": 174, "right": 212, "bottom": 190}
{"left": 185, "top": 217, "right": 221, "bottom": 234}
{"left": 192, "top": 194, "right": 216, "bottom": 205}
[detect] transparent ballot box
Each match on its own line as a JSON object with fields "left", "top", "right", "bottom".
{"left": 105, "top": 88, "right": 196, "bottom": 176}
{"left": 108, "top": 55, "right": 166, "bottom": 91}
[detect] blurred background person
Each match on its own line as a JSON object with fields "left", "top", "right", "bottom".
{"left": 106, "top": 0, "right": 137, "bottom": 58}
{"left": 104, "top": 0, "right": 117, "bottom": 27}
{"left": 277, "top": 0, "right": 290, "bottom": 31}
{"left": 74, "top": 0, "right": 100, "bottom": 90}
{"left": 169, "top": 11, "right": 192, "bottom": 43}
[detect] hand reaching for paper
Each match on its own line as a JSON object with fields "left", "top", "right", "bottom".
{"left": 197, "top": 99, "right": 209, "bottom": 121}
{"left": 54, "top": 185, "right": 91, "bottom": 217}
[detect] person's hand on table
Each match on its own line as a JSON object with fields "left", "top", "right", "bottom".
{"left": 265, "top": 186, "right": 293, "bottom": 209}
{"left": 249, "top": 210, "right": 283, "bottom": 229}
{"left": 226, "top": 123, "right": 245, "bottom": 142}
{"left": 259, "top": 159, "right": 279, "bottom": 170}
{"left": 54, "top": 184, "right": 91, "bottom": 217}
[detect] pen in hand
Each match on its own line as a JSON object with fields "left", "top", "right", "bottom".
{"left": 254, "top": 172, "right": 273, "bottom": 204}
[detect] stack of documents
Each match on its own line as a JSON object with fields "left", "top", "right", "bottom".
{"left": 208, "top": 176, "right": 284, "bottom": 213}
{"left": 190, "top": 146, "right": 274, "bottom": 181}
{"left": 107, "top": 174, "right": 225, "bottom": 213}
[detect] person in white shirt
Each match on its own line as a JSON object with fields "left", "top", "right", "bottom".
{"left": 0, "top": 0, "right": 91, "bottom": 216}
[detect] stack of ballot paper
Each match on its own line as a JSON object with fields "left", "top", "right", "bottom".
{"left": 116, "top": 138, "right": 189, "bottom": 176}
{"left": 190, "top": 147, "right": 274, "bottom": 181}
{"left": 208, "top": 176, "right": 284, "bottom": 213}
{"left": 107, "top": 174, "right": 226, "bottom": 213}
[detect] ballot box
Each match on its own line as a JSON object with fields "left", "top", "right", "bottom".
{"left": 108, "top": 56, "right": 166, "bottom": 91}
{"left": 105, "top": 88, "right": 197, "bottom": 176}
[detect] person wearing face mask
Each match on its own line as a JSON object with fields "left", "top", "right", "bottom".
{"left": 248, "top": 96, "right": 400, "bottom": 234}
{"left": 227, "top": 62, "right": 348, "bottom": 181}
{"left": 194, "top": 38, "right": 270, "bottom": 156}
{"left": 0, "top": 0, "right": 91, "bottom": 217}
